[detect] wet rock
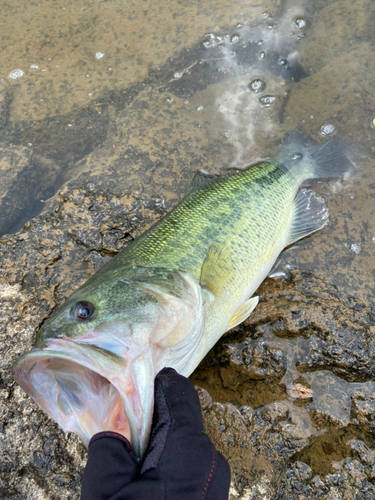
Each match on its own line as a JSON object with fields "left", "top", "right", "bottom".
{"left": 275, "top": 440, "right": 375, "bottom": 499}
{"left": 245, "top": 272, "right": 375, "bottom": 384}
{"left": 286, "top": 383, "right": 313, "bottom": 401}
{"left": 219, "top": 341, "right": 286, "bottom": 389}
{"left": 351, "top": 391, "right": 375, "bottom": 427}
{"left": 203, "top": 399, "right": 313, "bottom": 498}
{"left": 0, "top": 79, "right": 12, "bottom": 138}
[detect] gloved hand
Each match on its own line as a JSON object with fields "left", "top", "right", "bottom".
{"left": 80, "top": 367, "right": 231, "bottom": 500}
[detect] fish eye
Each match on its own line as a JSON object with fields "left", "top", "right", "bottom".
{"left": 73, "top": 302, "right": 95, "bottom": 320}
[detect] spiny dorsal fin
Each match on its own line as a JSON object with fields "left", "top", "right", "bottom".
{"left": 200, "top": 243, "right": 233, "bottom": 299}
{"left": 185, "top": 170, "right": 219, "bottom": 197}
{"left": 286, "top": 188, "right": 329, "bottom": 246}
{"left": 226, "top": 296, "right": 259, "bottom": 331}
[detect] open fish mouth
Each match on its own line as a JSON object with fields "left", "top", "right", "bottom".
{"left": 12, "top": 338, "right": 154, "bottom": 458}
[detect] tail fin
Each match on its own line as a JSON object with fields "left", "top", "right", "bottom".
{"left": 274, "top": 127, "right": 355, "bottom": 181}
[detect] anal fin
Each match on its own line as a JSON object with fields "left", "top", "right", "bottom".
{"left": 287, "top": 188, "right": 329, "bottom": 246}
{"left": 226, "top": 296, "right": 259, "bottom": 331}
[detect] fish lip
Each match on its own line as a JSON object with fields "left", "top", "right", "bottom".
{"left": 13, "top": 338, "right": 155, "bottom": 458}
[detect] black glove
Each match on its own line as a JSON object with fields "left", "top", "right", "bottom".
{"left": 80, "top": 367, "right": 231, "bottom": 500}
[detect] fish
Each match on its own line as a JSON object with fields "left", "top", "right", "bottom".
{"left": 13, "top": 127, "right": 354, "bottom": 458}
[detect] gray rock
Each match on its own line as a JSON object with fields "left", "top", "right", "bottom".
{"left": 0, "top": 79, "right": 12, "bottom": 139}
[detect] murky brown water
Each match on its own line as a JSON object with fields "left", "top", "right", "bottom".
{"left": 1, "top": 0, "right": 375, "bottom": 498}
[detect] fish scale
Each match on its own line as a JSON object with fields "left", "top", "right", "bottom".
{"left": 112, "top": 162, "right": 295, "bottom": 278}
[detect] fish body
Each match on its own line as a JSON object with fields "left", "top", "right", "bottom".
{"left": 13, "top": 128, "right": 353, "bottom": 457}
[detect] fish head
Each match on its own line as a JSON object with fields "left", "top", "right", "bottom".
{"left": 13, "top": 266, "right": 205, "bottom": 458}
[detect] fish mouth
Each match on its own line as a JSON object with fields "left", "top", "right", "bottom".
{"left": 12, "top": 338, "right": 154, "bottom": 458}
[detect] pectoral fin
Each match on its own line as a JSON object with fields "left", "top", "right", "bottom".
{"left": 200, "top": 243, "right": 233, "bottom": 299}
{"left": 226, "top": 296, "right": 259, "bottom": 331}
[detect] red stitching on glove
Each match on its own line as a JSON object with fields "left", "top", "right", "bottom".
{"left": 200, "top": 446, "right": 216, "bottom": 500}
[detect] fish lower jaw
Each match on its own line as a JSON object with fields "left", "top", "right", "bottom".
{"left": 12, "top": 342, "right": 154, "bottom": 458}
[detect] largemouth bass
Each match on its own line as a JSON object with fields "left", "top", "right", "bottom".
{"left": 13, "top": 128, "right": 353, "bottom": 457}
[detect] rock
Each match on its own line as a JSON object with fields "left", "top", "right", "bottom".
{"left": 286, "top": 383, "right": 313, "bottom": 401}
{"left": 350, "top": 391, "right": 375, "bottom": 427}
{"left": 218, "top": 341, "right": 286, "bottom": 389}
{"left": 0, "top": 79, "right": 12, "bottom": 138}
{"left": 275, "top": 440, "right": 375, "bottom": 499}
{"left": 202, "top": 399, "right": 312, "bottom": 498}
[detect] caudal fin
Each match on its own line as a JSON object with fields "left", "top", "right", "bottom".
{"left": 274, "top": 127, "right": 355, "bottom": 181}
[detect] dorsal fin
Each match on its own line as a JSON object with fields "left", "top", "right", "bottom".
{"left": 185, "top": 170, "right": 219, "bottom": 197}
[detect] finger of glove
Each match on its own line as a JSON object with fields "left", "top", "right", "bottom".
{"left": 81, "top": 432, "right": 139, "bottom": 500}
{"left": 141, "top": 368, "right": 204, "bottom": 474}
{"left": 155, "top": 367, "right": 203, "bottom": 433}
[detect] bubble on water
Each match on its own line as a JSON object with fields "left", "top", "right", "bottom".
{"left": 294, "top": 17, "right": 307, "bottom": 29}
{"left": 350, "top": 243, "right": 361, "bottom": 255}
{"left": 231, "top": 35, "right": 240, "bottom": 43}
{"left": 320, "top": 123, "right": 335, "bottom": 136}
{"left": 8, "top": 69, "right": 24, "bottom": 79}
{"left": 184, "top": 100, "right": 189, "bottom": 105}
{"left": 292, "top": 153, "right": 303, "bottom": 160}
{"left": 262, "top": 12, "right": 271, "bottom": 18}
{"left": 197, "top": 105, "right": 203, "bottom": 111}
{"left": 30, "top": 64, "right": 39, "bottom": 69}
{"left": 372, "top": 117, "right": 375, "bottom": 128}
{"left": 258, "top": 51, "right": 266, "bottom": 60}
{"left": 173, "top": 71, "right": 181, "bottom": 79}
{"left": 166, "top": 97, "right": 174, "bottom": 104}
{"left": 27, "top": 142, "right": 33, "bottom": 147}
{"left": 372, "top": 237, "right": 375, "bottom": 244}
{"left": 278, "top": 58, "right": 288, "bottom": 66}
{"left": 258, "top": 95, "right": 276, "bottom": 106}
{"left": 248, "top": 78, "right": 266, "bottom": 93}
{"left": 236, "top": 23, "right": 242, "bottom": 28}
{"left": 95, "top": 51, "right": 104, "bottom": 59}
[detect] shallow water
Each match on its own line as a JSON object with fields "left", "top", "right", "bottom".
{"left": 1, "top": 0, "right": 375, "bottom": 498}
